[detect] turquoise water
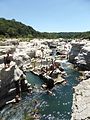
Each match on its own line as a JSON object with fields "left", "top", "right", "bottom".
{"left": 26, "top": 60, "right": 80, "bottom": 120}
{"left": 0, "top": 60, "right": 80, "bottom": 120}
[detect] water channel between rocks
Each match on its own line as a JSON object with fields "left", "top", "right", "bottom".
{"left": 0, "top": 60, "right": 80, "bottom": 120}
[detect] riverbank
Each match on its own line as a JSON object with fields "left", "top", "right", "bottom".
{"left": 68, "top": 39, "right": 90, "bottom": 120}
{"left": 0, "top": 59, "right": 81, "bottom": 120}
{"left": 71, "top": 78, "right": 90, "bottom": 120}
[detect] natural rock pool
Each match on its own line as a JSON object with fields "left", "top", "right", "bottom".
{"left": 0, "top": 60, "right": 80, "bottom": 120}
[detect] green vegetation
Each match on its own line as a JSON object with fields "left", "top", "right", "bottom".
{"left": 0, "top": 18, "right": 90, "bottom": 39}
{"left": 40, "top": 32, "right": 90, "bottom": 39}
{"left": 0, "top": 18, "right": 41, "bottom": 38}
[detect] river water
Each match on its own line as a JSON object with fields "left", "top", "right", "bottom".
{"left": 0, "top": 60, "right": 80, "bottom": 120}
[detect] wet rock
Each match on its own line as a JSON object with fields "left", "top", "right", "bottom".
{"left": 39, "top": 73, "right": 54, "bottom": 89}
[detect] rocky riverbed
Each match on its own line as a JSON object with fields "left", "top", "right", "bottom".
{"left": 0, "top": 38, "right": 70, "bottom": 109}
{"left": 0, "top": 38, "right": 90, "bottom": 120}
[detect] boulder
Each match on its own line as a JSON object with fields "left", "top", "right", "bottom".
{"left": 69, "top": 42, "right": 85, "bottom": 63}
{"left": 76, "top": 43, "right": 90, "bottom": 70}
{"left": 4, "top": 38, "right": 19, "bottom": 46}
{"left": 0, "top": 45, "right": 16, "bottom": 55}
{"left": 71, "top": 78, "right": 90, "bottom": 120}
{"left": 0, "top": 62, "right": 29, "bottom": 108}
{"left": 69, "top": 41, "right": 90, "bottom": 70}
{"left": 0, "top": 62, "right": 16, "bottom": 108}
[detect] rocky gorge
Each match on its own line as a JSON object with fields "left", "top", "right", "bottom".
{"left": 0, "top": 38, "right": 90, "bottom": 120}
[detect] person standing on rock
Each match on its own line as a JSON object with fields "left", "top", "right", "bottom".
{"left": 4, "top": 52, "right": 12, "bottom": 68}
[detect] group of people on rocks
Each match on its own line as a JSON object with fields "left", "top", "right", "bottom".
{"left": 3, "top": 51, "right": 67, "bottom": 104}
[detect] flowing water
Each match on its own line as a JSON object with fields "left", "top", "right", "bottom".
{"left": 0, "top": 60, "right": 80, "bottom": 120}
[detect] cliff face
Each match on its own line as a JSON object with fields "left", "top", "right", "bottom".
{"left": 69, "top": 41, "right": 90, "bottom": 70}
{"left": 71, "top": 78, "right": 90, "bottom": 120}
{"left": 76, "top": 43, "right": 90, "bottom": 70}
{"left": 0, "top": 62, "right": 16, "bottom": 108}
{"left": 0, "top": 40, "right": 39, "bottom": 108}
{"left": 69, "top": 40, "right": 90, "bottom": 119}
{"left": 69, "top": 42, "right": 85, "bottom": 63}
{"left": 0, "top": 62, "right": 27, "bottom": 108}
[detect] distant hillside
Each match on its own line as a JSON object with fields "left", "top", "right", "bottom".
{"left": 0, "top": 18, "right": 41, "bottom": 38}
{"left": 0, "top": 18, "right": 90, "bottom": 39}
{"left": 41, "top": 31, "right": 90, "bottom": 39}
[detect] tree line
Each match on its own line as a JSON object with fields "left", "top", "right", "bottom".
{"left": 0, "top": 18, "right": 90, "bottom": 39}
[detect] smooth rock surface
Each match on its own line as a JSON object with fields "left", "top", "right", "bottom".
{"left": 71, "top": 78, "right": 90, "bottom": 120}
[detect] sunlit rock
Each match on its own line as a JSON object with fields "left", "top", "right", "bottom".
{"left": 71, "top": 78, "right": 90, "bottom": 120}
{"left": 69, "top": 41, "right": 85, "bottom": 63}
{"left": 0, "top": 61, "right": 28, "bottom": 108}
{"left": 76, "top": 43, "right": 90, "bottom": 70}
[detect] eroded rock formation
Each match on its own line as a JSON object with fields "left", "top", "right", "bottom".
{"left": 69, "top": 41, "right": 85, "bottom": 63}
{"left": 76, "top": 43, "right": 90, "bottom": 70}
{"left": 69, "top": 40, "right": 90, "bottom": 70}
{"left": 0, "top": 62, "right": 29, "bottom": 108}
{"left": 0, "top": 62, "right": 16, "bottom": 108}
{"left": 71, "top": 78, "right": 90, "bottom": 120}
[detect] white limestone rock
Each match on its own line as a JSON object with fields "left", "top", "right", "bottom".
{"left": 69, "top": 40, "right": 90, "bottom": 70}
{"left": 71, "top": 78, "right": 90, "bottom": 120}
{"left": 76, "top": 43, "right": 90, "bottom": 70}
{"left": 0, "top": 62, "right": 25, "bottom": 108}
{"left": 69, "top": 41, "right": 85, "bottom": 63}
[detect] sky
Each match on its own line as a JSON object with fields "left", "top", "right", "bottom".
{"left": 0, "top": 0, "right": 90, "bottom": 32}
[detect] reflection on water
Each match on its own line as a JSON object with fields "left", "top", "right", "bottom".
{"left": 0, "top": 60, "right": 80, "bottom": 120}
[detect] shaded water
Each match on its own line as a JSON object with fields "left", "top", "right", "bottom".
{"left": 0, "top": 60, "right": 80, "bottom": 120}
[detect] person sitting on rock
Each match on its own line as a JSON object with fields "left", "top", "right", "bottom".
{"left": 4, "top": 52, "right": 12, "bottom": 68}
